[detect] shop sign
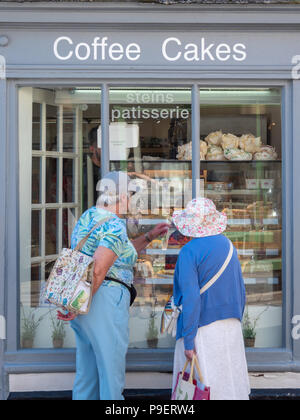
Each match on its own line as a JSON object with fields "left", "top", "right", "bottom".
{"left": 53, "top": 36, "right": 247, "bottom": 64}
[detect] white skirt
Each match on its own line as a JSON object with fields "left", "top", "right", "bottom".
{"left": 173, "top": 319, "right": 251, "bottom": 401}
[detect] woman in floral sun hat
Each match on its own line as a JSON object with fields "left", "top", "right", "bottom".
{"left": 172, "top": 197, "right": 250, "bottom": 401}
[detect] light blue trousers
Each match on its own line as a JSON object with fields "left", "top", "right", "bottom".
{"left": 71, "top": 282, "right": 130, "bottom": 400}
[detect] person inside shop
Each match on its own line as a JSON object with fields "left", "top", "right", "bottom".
{"left": 171, "top": 197, "right": 250, "bottom": 400}
{"left": 58, "top": 171, "right": 169, "bottom": 401}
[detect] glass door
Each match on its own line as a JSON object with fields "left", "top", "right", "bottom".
{"left": 19, "top": 87, "right": 101, "bottom": 349}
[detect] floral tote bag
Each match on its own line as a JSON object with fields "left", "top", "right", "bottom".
{"left": 44, "top": 217, "right": 111, "bottom": 315}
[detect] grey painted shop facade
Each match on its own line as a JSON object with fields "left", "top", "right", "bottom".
{"left": 0, "top": 2, "right": 300, "bottom": 399}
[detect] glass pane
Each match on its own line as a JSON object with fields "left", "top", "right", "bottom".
{"left": 32, "top": 157, "right": 41, "bottom": 204}
{"left": 31, "top": 210, "right": 41, "bottom": 258}
{"left": 20, "top": 87, "right": 103, "bottom": 349}
{"left": 46, "top": 158, "right": 58, "bottom": 203}
{"left": 63, "top": 106, "right": 76, "bottom": 153}
{"left": 46, "top": 105, "right": 58, "bottom": 151}
{"left": 82, "top": 103, "right": 101, "bottom": 209}
{"left": 200, "top": 88, "right": 282, "bottom": 349}
{"left": 45, "top": 209, "right": 58, "bottom": 255}
{"left": 108, "top": 88, "right": 192, "bottom": 349}
{"left": 31, "top": 264, "right": 41, "bottom": 308}
{"left": 32, "top": 103, "right": 42, "bottom": 150}
{"left": 62, "top": 208, "right": 76, "bottom": 249}
{"left": 63, "top": 159, "right": 75, "bottom": 203}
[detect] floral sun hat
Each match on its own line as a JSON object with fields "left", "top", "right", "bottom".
{"left": 172, "top": 198, "right": 228, "bottom": 238}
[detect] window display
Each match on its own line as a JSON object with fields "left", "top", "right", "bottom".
{"left": 19, "top": 86, "right": 282, "bottom": 350}
{"left": 200, "top": 88, "right": 282, "bottom": 348}
{"left": 109, "top": 88, "right": 192, "bottom": 349}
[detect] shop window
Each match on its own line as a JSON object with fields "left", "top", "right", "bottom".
{"left": 199, "top": 88, "right": 283, "bottom": 348}
{"left": 19, "top": 86, "right": 283, "bottom": 352}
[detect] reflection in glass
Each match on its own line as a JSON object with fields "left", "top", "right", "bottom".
{"left": 32, "top": 157, "right": 41, "bottom": 204}
{"left": 46, "top": 105, "right": 58, "bottom": 151}
{"left": 31, "top": 264, "right": 41, "bottom": 308}
{"left": 63, "top": 106, "right": 75, "bottom": 153}
{"left": 62, "top": 208, "right": 76, "bottom": 249}
{"left": 46, "top": 158, "right": 58, "bottom": 203}
{"left": 31, "top": 210, "right": 41, "bottom": 258}
{"left": 63, "top": 159, "right": 74, "bottom": 203}
{"left": 32, "top": 103, "right": 42, "bottom": 150}
{"left": 45, "top": 209, "right": 58, "bottom": 255}
{"left": 82, "top": 104, "right": 101, "bottom": 209}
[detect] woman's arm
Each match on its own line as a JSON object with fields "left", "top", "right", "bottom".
{"left": 92, "top": 246, "right": 118, "bottom": 295}
{"left": 131, "top": 223, "right": 170, "bottom": 254}
{"left": 174, "top": 248, "right": 201, "bottom": 354}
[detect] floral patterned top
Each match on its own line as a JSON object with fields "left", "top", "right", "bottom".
{"left": 71, "top": 207, "right": 138, "bottom": 286}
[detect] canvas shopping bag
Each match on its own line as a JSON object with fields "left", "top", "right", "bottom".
{"left": 172, "top": 355, "right": 210, "bottom": 401}
{"left": 44, "top": 217, "right": 111, "bottom": 315}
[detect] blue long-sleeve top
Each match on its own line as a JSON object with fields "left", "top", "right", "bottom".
{"left": 174, "top": 234, "right": 246, "bottom": 350}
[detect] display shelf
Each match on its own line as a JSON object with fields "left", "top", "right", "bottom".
{"left": 244, "top": 277, "right": 280, "bottom": 286}
{"left": 122, "top": 160, "right": 282, "bottom": 164}
{"left": 206, "top": 189, "right": 281, "bottom": 197}
{"left": 145, "top": 249, "right": 181, "bottom": 256}
{"left": 138, "top": 219, "right": 168, "bottom": 225}
{"left": 134, "top": 277, "right": 174, "bottom": 285}
{"left": 237, "top": 248, "right": 280, "bottom": 257}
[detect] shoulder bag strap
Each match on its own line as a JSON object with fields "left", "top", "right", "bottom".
{"left": 74, "top": 216, "right": 112, "bottom": 252}
{"left": 200, "top": 240, "right": 234, "bottom": 295}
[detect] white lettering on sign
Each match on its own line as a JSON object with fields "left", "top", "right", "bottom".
{"left": 162, "top": 37, "right": 247, "bottom": 63}
{"left": 53, "top": 36, "right": 247, "bottom": 64}
{"left": 54, "top": 36, "right": 141, "bottom": 62}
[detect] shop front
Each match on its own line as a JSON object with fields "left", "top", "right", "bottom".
{"left": 0, "top": 2, "right": 300, "bottom": 399}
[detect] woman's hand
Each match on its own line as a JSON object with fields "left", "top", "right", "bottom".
{"left": 148, "top": 223, "right": 171, "bottom": 241}
{"left": 57, "top": 310, "right": 77, "bottom": 322}
{"left": 185, "top": 349, "right": 196, "bottom": 361}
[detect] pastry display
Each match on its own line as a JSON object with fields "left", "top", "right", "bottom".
{"left": 177, "top": 142, "right": 192, "bottom": 160}
{"left": 175, "top": 131, "right": 278, "bottom": 162}
{"left": 223, "top": 208, "right": 251, "bottom": 219}
{"left": 205, "top": 130, "right": 223, "bottom": 146}
{"left": 206, "top": 182, "right": 233, "bottom": 192}
{"left": 253, "top": 146, "right": 278, "bottom": 161}
{"left": 239, "top": 134, "right": 262, "bottom": 154}
{"left": 200, "top": 140, "right": 208, "bottom": 161}
{"left": 247, "top": 202, "right": 273, "bottom": 219}
{"left": 224, "top": 148, "right": 252, "bottom": 161}
{"left": 148, "top": 239, "right": 163, "bottom": 249}
{"left": 221, "top": 133, "right": 240, "bottom": 150}
{"left": 177, "top": 140, "right": 208, "bottom": 161}
{"left": 241, "top": 259, "right": 274, "bottom": 275}
{"left": 135, "top": 259, "right": 154, "bottom": 278}
{"left": 206, "top": 145, "right": 225, "bottom": 161}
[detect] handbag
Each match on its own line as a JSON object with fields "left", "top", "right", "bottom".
{"left": 44, "top": 217, "right": 111, "bottom": 315}
{"left": 161, "top": 239, "right": 234, "bottom": 336}
{"left": 172, "top": 355, "right": 210, "bottom": 401}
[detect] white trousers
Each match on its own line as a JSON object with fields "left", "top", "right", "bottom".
{"left": 173, "top": 319, "right": 251, "bottom": 401}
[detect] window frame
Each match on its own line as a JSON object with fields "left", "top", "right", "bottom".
{"left": 2, "top": 78, "right": 295, "bottom": 377}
